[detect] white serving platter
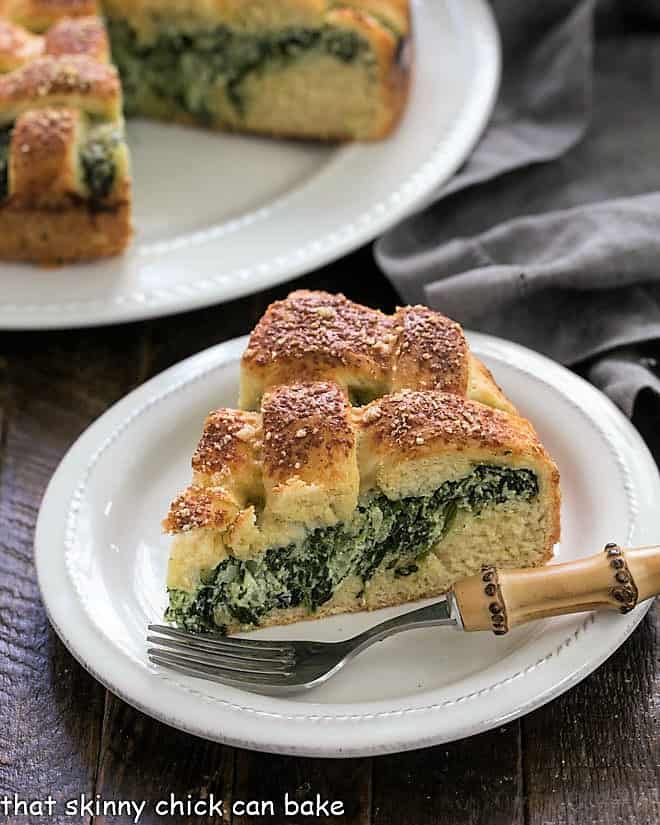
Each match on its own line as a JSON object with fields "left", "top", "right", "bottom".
{"left": 0, "top": 0, "right": 500, "bottom": 328}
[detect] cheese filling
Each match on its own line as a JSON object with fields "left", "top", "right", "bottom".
{"left": 166, "top": 465, "right": 539, "bottom": 632}
{"left": 108, "top": 20, "right": 374, "bottom": 123}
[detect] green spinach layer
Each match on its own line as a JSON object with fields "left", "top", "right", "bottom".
{"left": 108, "top": 20, "right": 371, "bottom": 120}
{"left": 166, "top": 464, "right": 539, "bottom": 633}
{"left": 80, "top": 133, "right": 119, "bottom": 202}
{"left": 0, "top": 127, "right": 11, "bottom": 202}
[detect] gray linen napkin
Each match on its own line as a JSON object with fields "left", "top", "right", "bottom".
{"left": 376, "top": 0, "right": 660, "bottom": 421}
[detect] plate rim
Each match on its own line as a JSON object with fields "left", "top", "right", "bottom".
{"left": 35, "top": 332, "right": 660, "bottom": 757}
{"left": 0, "top": 0, "right": 501, "bottom": 330}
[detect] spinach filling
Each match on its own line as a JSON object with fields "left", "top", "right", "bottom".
{"left": 0, "top": 126, "right": 11, "bottom": 202}
{"left": 108, "top": 20, "right": 371, "bottom": 120}
{"left": 80, "top": 132, "right": 119, "bottom": 202}
{"left": 166, "top": 465, "right": 539, "bottom": 633}
{"left": 348, "top": 387, "right": 382, "bottom": 407}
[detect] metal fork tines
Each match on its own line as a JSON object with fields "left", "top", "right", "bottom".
{"left": 147, "top": 625, "right": 299, "bottom": 687}
{"left": 147, "top": 599, "right": 457, "bottom": 694}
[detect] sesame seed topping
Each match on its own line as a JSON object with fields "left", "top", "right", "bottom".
{"left": 313, "top": 306, "right": 336, "bottom": 318}
{"left": 390, "top": 306, "right": 469, "bottom": 395}
{"left": 262, "top": 382, "right": 355, "bottom": 477}
{"left": 0, "top": 54, "right": 119, "bottom": 111}
{"left": 242, "top": 291, "right": 395, "bottom": 379}
{"left": 362, "top": 390, "right": 538, "bottom": 456}
{"left": 241, "top": 291, "right": 470, "bottom": 403}
{"left": 192, "top": 409, "right": 260, "bottom": 475}
{"left": 164, "top": 486, "right": 231, "bottom": 533}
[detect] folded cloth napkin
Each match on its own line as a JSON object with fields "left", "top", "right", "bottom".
{"left": 376, "top": 0, "right": 660, "bottom": 424}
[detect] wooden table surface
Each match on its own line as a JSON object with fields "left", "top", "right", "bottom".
{"left": 0, "top": 249, "right": 658, "bottom": 825}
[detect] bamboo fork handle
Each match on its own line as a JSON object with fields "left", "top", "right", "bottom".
{"left": 453, "top": 543, "right": 660, "bottom": 634}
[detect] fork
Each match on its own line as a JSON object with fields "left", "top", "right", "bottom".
{"left": 148, "top": 543, "right": 660, "bottom": 694}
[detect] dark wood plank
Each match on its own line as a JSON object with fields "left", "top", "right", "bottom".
{"left": 0, "top": 325, "right": 148, "bottom": 824}
{"left": 371, "top": 725, "right": 524, "bottom": 825}
{"left": 524, "top": 603, "right": 659, "bottom": 825}
{"left": 232, "top": 750, "right": 371, "bottom": 825}
{"left": 93, "top": 698, "right": 234, "bottom": 825}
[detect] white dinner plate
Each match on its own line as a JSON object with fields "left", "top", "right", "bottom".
{"left": 0, "top": 0, "right": 499, "bottom": 330}
{"left": 36, "top": 333, "right": 660, "bottom": 757}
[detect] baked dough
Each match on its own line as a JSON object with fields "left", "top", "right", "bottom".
{"left": 0, "top": 8, "right": 131, "bottom": 263}
{"left": 164, "top": 294, "right": 560, "bottom": 634}
{"left": 240, "top": 290, "right": 516, "bottom": 413}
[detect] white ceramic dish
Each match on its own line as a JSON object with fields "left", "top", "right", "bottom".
{"left": 0, "top": 0, "right": 499, "bottom": 330}
{"left": 36, "top": 333, "right": 660, "bottom": 757}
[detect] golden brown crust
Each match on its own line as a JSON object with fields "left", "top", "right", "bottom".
{"left": 0, "top": 54, "right": 120, "bottom": 121}
{"left": 372, "top": 31, "right": 409, "bottom": 139}
{"left": 163, "top": 410, "right": 259, "bottom": 536}
{"left": 9, "top": 106, "right": 80, "bottom": 204}
{"left": 44, "top": 15, "right": 108, "bottom": 61}
{"left": 261, "top": 381, "right": 355, "bottom": 481}
{"left": 0, "top": 199, "right": 131, "bottom": 262}
{"left": 192, "top": 408, "right": 260, "bottom": 481}
{"left": 337, "top": 0, "right": 409, "bottom": 34}
{"left": 360, "top": 390, "right": 543, "bottom": 458}
{"left": 391, "top": 305, "right": 469, "bottom": 395}
{"left": 0, "top": 18, "right": 42, "bottom": 71}
{"left": 1, "top": 0, "right": 99, "bottom": 32}
{"left": 164, "top": 485, "right": 238, "bottom": 534}
{"left": 240, "top": 290, "right": 510, "bottom": 412}
{"left": 242, "top": 290, "right": 395, "bottom": 402}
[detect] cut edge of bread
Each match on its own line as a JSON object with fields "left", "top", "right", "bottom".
{"left": 0, "top": 198, "right": 131, "bottom": 263}
{"left": 221, "top": 495, "right": 559, "bottom": 634}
